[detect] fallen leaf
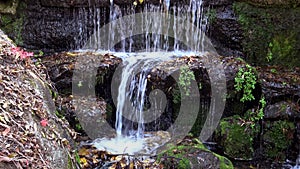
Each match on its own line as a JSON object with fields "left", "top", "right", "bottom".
{"left": 40, "top": 119, "right": 48, "bottom": 127}
{"left": 78, "top": 148, "right": 89, "bottom": 156}
{"left": 2, "top": 127, "right": 10, "bottom": 136}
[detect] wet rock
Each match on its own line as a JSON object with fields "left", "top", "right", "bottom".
{"left": 257, "top": 66, "right": 300, "bottom": 101}
{"left": 41, "top": 52, "right": 122, "bottom": 94}
{"left": 157, "top": 138, "right": 233, "bottom": 169}
{"left": 264, "top": 101, "right": 300, "bottom": 119}
{"left": 40, "top": 0, "right": 110, "bottom": 7}
{"left": 208, "top": 5, "right": 244, "bottom": 57}
{"left": 42, "top": 52, "right": 253, "bottom": 135}
{"left": 39, "top": 0, "right": 190, "bottom": 7}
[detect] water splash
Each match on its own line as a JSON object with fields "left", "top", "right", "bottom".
{"left": 293, "top": 155, "right": 300, "bottom": 169}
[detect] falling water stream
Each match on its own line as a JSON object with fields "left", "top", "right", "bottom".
{"left": 80, "top": 0, "right": 210, "bottom": 155}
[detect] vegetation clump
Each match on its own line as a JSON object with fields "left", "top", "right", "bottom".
{"left": 233, "top": 2, "right": 300, "bottom": 67}
{"left": 217, "top": 115, "right": 259, "bottom": 159}
{"left": 234, "top": 64, "right": 257, "bottom": 102}
{"left": 263, "top": 120, "right": 295, "bottom": 160}
{"left": 157, "top": 138, "right": 233, "bottom": 169}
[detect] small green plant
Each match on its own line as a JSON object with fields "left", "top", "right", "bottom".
{"left": 282, "top": 82, "right": 287, "bottom": 86}
{"left": 178, "top": 65, "right": 195, "bottom": 96}
{"left": 246, "top": 96, "right": 266, "bottom": 128}
{"left": 74, "top": 150, "right": 81, "bottom": 164}
{"left": 270, "top": 68, "right": 277, "bottom": 73}
{"left": 267, "top": 42, "right": 273, "bottom": 62}
{"left": 35, "top": 50, "right": 44, "bottom": 57}
{"left": 173, "top": 65, "right": 196, "bottom": 104}
{"left": 55, "top": 110, "right": 63, "bottom": 118}
{"left": 234, "top": 64, "right": 257, "bottom": 102}
{"left": 75, "top": 123, "right": 83, "bottom": 131}
{"left": 258, "top": 96, "right": 266, "bottom": 119}
{"left": 243, "top": 96, "right": 266, "bottom": 129}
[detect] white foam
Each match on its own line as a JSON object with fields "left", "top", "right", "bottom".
{"left": 93, "top": 137, "right": 145, "bottom": 155}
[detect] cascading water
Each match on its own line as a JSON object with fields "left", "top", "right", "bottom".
{"left": 82, "top": 0, "right": 208, "bottom": 53}
{"left": 81, "top": 0, "right": 210, "bottom": 155}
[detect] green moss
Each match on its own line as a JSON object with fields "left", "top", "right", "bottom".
{"left": 157, "top": 139, "right": 233, "bottom": 169}
{"left": 263, "top": 120, "right": 295, "bottom": 160}
{"left": 267, "top": 32, "right": 298, "bottom": 67}
{"left": 218, "top": 115, "right": 259, "bottom": 159}
{"left": 157, "top": 144, "right": 192, "bottom": 169}
{"left": 233, "top": 2, "right": 300, "bottom": 67}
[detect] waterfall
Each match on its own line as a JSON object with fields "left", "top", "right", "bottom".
{"left": 114, "top": 53, "right": 176, "bottom": 138}
{"left": 82, "top": 0, "right": 210, "bottom": 155}
{"left": 92, "top": 52, "right": 181, "bottom": 154}
{"left": 81, "top": 0, "right": 209, "bottom": 53}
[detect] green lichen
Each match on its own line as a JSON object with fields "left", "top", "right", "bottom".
{"left": 233, "top": 2, "right": 300, "bottom": 67}
{"left": 263, "top": 120, "right": 295, "bottom": 160}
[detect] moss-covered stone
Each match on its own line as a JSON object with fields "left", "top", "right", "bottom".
{"left": 0, "top": 11, "right": 24, "bottom": 45}
{"left": 216, "top": 115, "right": 259, "bottom": 159}
{"left": 157, "top": 138, "right": 233, "bottom": 169}
{"left": 233, "top": 2, "right": 300, "bottom": 68}
{"left": 263, "top": 120, "right": 295, "bottom": 161}
{"left": 0, "top": 0, "right": 19, "bottom": 14}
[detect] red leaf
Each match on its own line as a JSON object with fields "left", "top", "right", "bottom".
{"left": 2, "top": 127, "right": 10, "bottom": 136}
{"left": 40, "top": 119, "right": 48, "bottom": 127}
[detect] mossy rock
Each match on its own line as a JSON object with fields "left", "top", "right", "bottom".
{"left": 233, "top": 2, "right": 300, "bottom": 68}
{"left": 157, "top": 139, "right": 233, "bottom": 169}
{"left": 263, "top": 120, "right": 295, "bottom": 161}
{"left": 216, "top": 115, "right": 259, "bottom": 160}
{"left": 243, "top": 0, "right": 300, "bottom": 7}
{"left": 0, "top": 1, "right": 25, "bottom": 45}
{"left": 0, "top": 0, "right": 19, "bottom": 14}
